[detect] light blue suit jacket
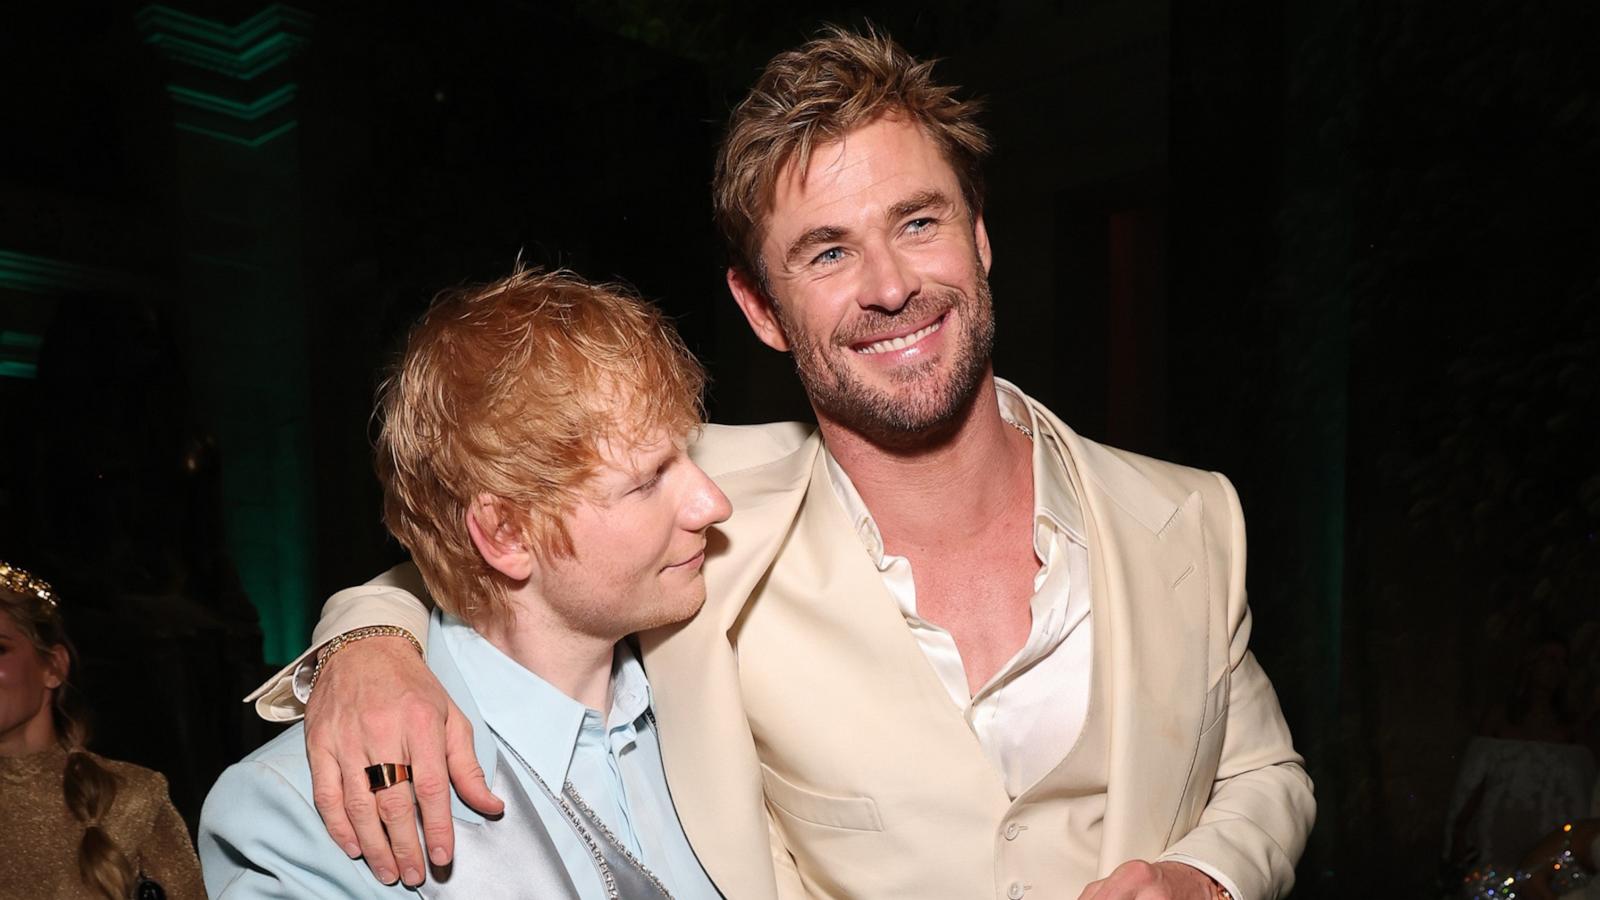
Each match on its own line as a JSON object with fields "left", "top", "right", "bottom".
{"left": 199, "top": 615, "right": 560, "bottom": 898}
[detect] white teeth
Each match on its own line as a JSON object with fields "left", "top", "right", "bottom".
{"left": 856, "top": 319, "right": 942, "bottom": 355}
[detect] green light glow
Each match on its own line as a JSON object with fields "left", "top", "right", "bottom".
{"left": 136, "top": 4, "right": 313, "bottom": 81}
{"left": 0, "top": 331, "right": 42, "bottom": 350}
{"left": 0, "top": 331, "right": 42, "bottom": 381}
{"left": 175, "top": 118, "right": 298, "bottom": 148}
{"left": 166, "top": 82, "right": 296, "bottom": 121}
{"left": 0, "top": 250, "right": 137, "bottom": 294}
{"left": 137, "top": 4, "right": 296, "bottom": 48}
{"left": 138, "top": 5, "right": 316, "bottom": 665}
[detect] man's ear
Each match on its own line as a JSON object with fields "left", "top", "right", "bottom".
{"left": 465, "top": 494, "right": 534, "bottom": 582}
{"left": 42, "top": 644, "right": 68, "bottom": 691}
{"left": 726, "top": 266, "right": 791, "bottom": 352}
{"left": 974, "top": 213, "right": 993, "bottom": 276}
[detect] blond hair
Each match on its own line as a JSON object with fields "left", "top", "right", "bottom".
{"left": 0, "top": 582, "right": 136, "bottom": 900}
{"left": 712, "top": 25, "right": 991, "bottom": 282}
{"left": 374, "top": 267, "right": 706, "bottom": 631}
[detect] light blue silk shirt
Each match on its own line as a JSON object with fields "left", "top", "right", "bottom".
{"left": 199, "top": 609, "right": 722, "bottom": 899}
{"left": 442, "top": 612, "right": 721, "bottom": 899}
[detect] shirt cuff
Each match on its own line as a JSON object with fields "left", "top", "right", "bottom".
{"left": 290, "top": 651, "right": 321, "bottom": 704}
{"left": 1158, "top": 853, "right": 1244, "bottom": 900}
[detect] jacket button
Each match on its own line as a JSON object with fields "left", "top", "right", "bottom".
{"left": 1004, "top": 822, "right": 1021, "bottom": 840}
{"left": 1007, "top": 882, "right": 1026, "bottom": 899}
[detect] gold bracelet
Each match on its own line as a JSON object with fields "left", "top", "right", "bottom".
{"left": 308, "top": 625, "right": 423, "bottom": 695}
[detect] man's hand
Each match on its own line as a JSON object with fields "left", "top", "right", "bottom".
{"left": 304, "top": 635, "right": 504, "bottom": 887}
{"left": 1078, "top": 860, "right": 1224, "bottom": 900}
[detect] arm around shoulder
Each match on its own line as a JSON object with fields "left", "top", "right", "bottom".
{"left": 1158, "top": 472, "right": 1316, "bottom": 900}
{"left": 247, "top": 563, "right": 435, "bottom": 722}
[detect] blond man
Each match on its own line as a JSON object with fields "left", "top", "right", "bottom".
{"left": 254, "top": 28, "right": 1314, "bottom": 900}
{"left": 199, "top": 269, "right": 731, "bottom": 898}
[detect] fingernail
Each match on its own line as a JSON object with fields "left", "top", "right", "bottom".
{"left": 404, "top": 868, "right": 422, "bottom": 886}
{"left": 430, "top": 846, "right": 448, "bottom": 866}
{"left": 343, "top": 843, "right": 360, "bottom": 859}
{"left": 377, "top": 869, "right": 396, "bottom": 884}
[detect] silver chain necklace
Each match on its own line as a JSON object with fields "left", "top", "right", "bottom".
{"left": 492, "top": 730, "right": 674, "bottom": 900}
{"left": 1006, "top": 417, "right": 1034, "bottom": 439}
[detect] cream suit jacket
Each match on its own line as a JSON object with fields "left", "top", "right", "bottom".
{"left": 251, "top": 391, "right": 1314, "bottom": 900}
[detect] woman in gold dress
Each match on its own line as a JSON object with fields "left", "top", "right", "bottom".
{"left": 0, "top": 561, "right": 203, "bottom": 900}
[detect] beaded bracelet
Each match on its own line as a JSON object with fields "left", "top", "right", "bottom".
{"left": 307, "top": 625, "right": 423, "bottom": 695}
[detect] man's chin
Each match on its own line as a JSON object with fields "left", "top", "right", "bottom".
{"left": 814, "top": 367, "right": 984, "bottom": 438}
{"left": 636, "top": 589, "right": 708, "bottom": 632}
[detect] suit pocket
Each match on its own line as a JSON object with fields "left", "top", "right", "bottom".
{"left": 761, "top": 764, "right": 884, "bottom": 832}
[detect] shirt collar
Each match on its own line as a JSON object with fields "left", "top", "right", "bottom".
{"left": 609, "top": 641, "right": 652, "bottom": 729}
{"left": 994, "top": 378, "right": 1086, "bottom": 546}
{"left": 439, "top": 613, "right": 652, "bottom": 788}
{"left": 822, "top": 378, "right": 1085, "bottom": 565}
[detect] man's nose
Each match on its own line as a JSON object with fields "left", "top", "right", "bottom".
{"left": 683, "top": 465, "right": 732, "bottom": 530}
{"left": 857, "top": 240, "right": 918, "bottom": 312}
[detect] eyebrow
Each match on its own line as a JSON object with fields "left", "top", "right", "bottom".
{"left": 783, "top": 225, "right": 847, "bottom": 268}
{"left": 622, "top": 441, "right": 679, "bottom": 481}
{"left": 886, "top": 189, "right": 952, "bottom": 222}
{"left": 781, "top": 190, "right": 956, "bottom": 269}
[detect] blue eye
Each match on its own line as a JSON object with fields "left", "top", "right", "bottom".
{"left": 906, "top": 217, "right": 936, "bottom": 233}
{"left": 812, "top": 247, "right": 845, "bottom": 266}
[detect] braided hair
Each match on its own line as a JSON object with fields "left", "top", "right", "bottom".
{"left": 0, "top": 575, "right": 136, "bottom": 900}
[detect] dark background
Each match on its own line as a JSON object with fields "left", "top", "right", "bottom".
{"left": 2, "top": 1, "right": 1596, "bottom": 896}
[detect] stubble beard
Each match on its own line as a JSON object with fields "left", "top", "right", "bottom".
{"left": 539, "top": 552, "right": 709, "bottom": 643}
{"left": 553, "top": 579, "right": 707, "bottom": 644}
{"left": 776, "top": 270, "right": 996, "bottom": 444}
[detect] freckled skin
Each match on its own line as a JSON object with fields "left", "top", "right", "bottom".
{"left": 525, "top": 430, "right": 733, "bottom": 643}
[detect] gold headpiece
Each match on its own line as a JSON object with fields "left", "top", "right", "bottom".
{"left": 0, "top": 560, "right": 58, "bottom": 609}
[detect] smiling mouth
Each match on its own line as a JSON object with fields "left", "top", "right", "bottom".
{"left": 851, "top": 314, "right": 945, "bottom": 355}
{"left": 663, "top": 548, "right": 706, "bottom": 572}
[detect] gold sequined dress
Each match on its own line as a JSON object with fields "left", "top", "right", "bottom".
{"left": 0, "top": 745, "right": 203, "bottom": 899}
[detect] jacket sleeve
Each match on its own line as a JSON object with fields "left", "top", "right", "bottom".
{"left": 1156, "top": 472, "right": 1316, "bottom": 900}
{"left": 245, "top": 563, "right": 434, "bottom": 722}
{"left": 199, "top": 757, "right": 388, "bottom": 899}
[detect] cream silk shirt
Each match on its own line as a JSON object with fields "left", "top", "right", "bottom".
{"left": 821, "top": 383, "right": 1093, "bottom": 801}
{"left": 823, "top": 380, "right": 1244, "bottom": 900}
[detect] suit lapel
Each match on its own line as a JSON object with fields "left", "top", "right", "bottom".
{"left": 638, "top": 433, "right": 823, "bottom": 900}
{"left": 749, "top": 449, "right": 1007, "bottom": 783}
{"left": 642, "top": 402, "right": 1214, "bottom": 888}
{"left": 781, "top": 447, "right": 983, "bottom": 717}
{"left": 421, "top": 755, "right": 583, "bottom": 899}
{"left": 1041, "top": 410, "right": 1211, "bottom": 870}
